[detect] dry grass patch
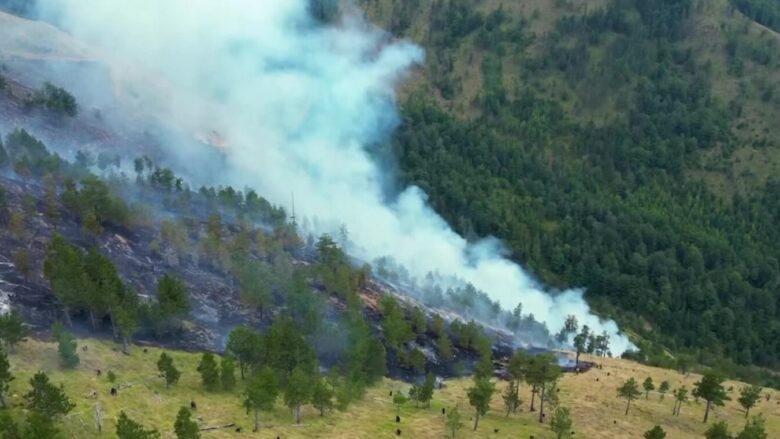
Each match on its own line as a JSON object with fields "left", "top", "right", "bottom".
{"left": 4, "top": 339, "right": 779, "bottom": 438}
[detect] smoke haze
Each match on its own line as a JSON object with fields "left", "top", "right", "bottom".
{"left": 35, "top": 0, "right": 633, "bottom": 354}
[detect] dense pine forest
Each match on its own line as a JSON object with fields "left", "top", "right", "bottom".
{"left": 361, "top": 0, "right": 780, "bottom": 371}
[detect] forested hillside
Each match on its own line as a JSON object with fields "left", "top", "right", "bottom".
{"left": 359, "top": 0, "right": 780, "bottom": 370}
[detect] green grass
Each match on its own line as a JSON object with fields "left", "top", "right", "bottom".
{"left": 3, "top": 338, "right": 552, "bottom": 438}
{"left": 5, "top": 338, "right": 780, "bottom": 438}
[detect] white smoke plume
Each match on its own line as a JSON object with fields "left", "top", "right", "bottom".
{"left": 36, "top": 0, "right": 634, "bottom": 355}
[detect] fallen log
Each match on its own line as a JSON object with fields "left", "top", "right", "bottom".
{"left": 199, "top": 423, "right": 236, "bottom": 431}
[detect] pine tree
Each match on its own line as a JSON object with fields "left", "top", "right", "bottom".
{"left": 467, "top": 376, "right": 495, "bottom": 431}
{"left": 0, "top": 346, "right": 13, "bottom": 408}
{"left": 502, "top": 380, "right": 520, "bottom": 417}
{"left": 549, "top": 407, "right": 573, "bottom": 439}
{"left": 658, "top": 380, "right": 670, "bottom": 400}
{"left": 243, "top": 367, "right": 278, "bottom": 432}
{"left": 0, "top": 412, "right": 21, "bottom": 439}
{"left": 24, "top": 371, "right": 75, "bottom": 418}
{"left": 157, "top": 275, "right": 189, "bottom": 332}
{"left": 673, "top": 386, "right": 689, "bottom": 416}
{"left": 737, "top": 415, "right": 768, "bottom": 439}
{"left": 196, "top": 353, "right": 219, "bottom": 391}
{"left": 617, "top": 378, "right": 641, "bottom": 415}
{"left": 573, "top": 325, "right": 590, "bottom": 368}
{"left": 693, "top": 373, "right": 730, "bottom": 423}
{"left": 220, "top": 356, "right": 236, "bottom": 391}
{"left": 445, "top": 405, "right": 463, "bottom": 439}
{"left": 157, "top": 352, "right": 181, "bottom": 388}
{"left": 226, "top": 325, "right": 263, "bottom": 379}
{"left": 643, "top": 377, "right": 655, "bottom": 399}
{"left": 24, "top": 411, "right": 60, "bottom": 439}
{"left": 0, "top": 310, "right": 27, "bottom": 351}
{"left": 526, "top": 354, "right": 562, "bottom": 423}
{"left": 644, "top": 425, "right": 666, "bottom": 439}
{"left": 738, "top": 385, "right": 762, "bottom": 419}
{"left": 52, "top": 321, "right": 79, "bottom": 369}
{"left": 173, "top": 407, "right": 200, "bottom": 439}
{"left": 311, "top": 375, "right": 334, "bottom": 416}
{"left": 284, "top": 366, "right": 312, "bottom": 424}
{"left": 116, "top": 411, "right": 161, "bottom": 439}
{"left": 418, "top": 372, "right": 436, "bottom": 408}
{"left": 437, "top": 332, "right": 454, "bottom": 363}
{"left": 380, "top": 296, "right": 413, "bottom": 350}
{"left": 43, "top": 235, "right": 85, "bottom": 327}
{"left": 393, "top": 391, "right": 408, "bottom": 414}
{"left": 114, "top": 290, "right": 139, "bottom": 354}
{"left": 705, "top": 421, "right": 731, "bottom": 439}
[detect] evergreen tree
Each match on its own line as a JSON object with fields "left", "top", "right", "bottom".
{"left": 473, "top": 337, "right": 494, "bottom": 380}
{"left": 393, "top": 392, "right": 408, "bottom": 415}
{"left": 43, "top": 235, "right": 85, "bottom": 327}
{"left": 226, "top": 325, "right": 263, "bottom": 379}
{"left": 0, "top": 310, "right": 29, "bottom": 352}
{"left": 437, "top": 332, "right": 454, "bottom": 363}
{"left": 418, "top": 372, "right": 436, "bottom": 408}
{"left": 737, "top": 415, "right": 767, "bottom": 439}
{"left": 617, "top": 378, "right": 641, "bottom": 415}
{"left": 705, "top": 421, "right": 732, "bottom": 439}
{"left": 156, "top": 275, "right": 189, "bottom": 332}
{"left": 467, "top": 376, "right": 495, "bottom": 431}
{"left": 411, "top": 307, "right": 427, "bottom": 337}
{"left": 643, "top": 377, "right": 655, "bottom": 399}
{"left": 549, "top": 407, "right": 573, "bottom": 439}
{"left": 502, "top": 380, "right": 520, "bottom": 417}
{"left": 116, "top": 411, "right": 161, "bottom": 439}
{"left": 693, "top": 373, "right": 730, "bottom": 423}
{"left": 556, "top": 315, "right": 578, "bottom": 343}
{"left": 658, "top": 380, "right": 670, "bottom": 400}
{"left": 572, "top": 325, "right": 590, "bottom": 368}
{"left": 526, "top": 354, "right": 561, "bottom": 423}
{"left": 284, "top": 366, "right": 312, "bottom": 424}
{"left": 738, "top": 385, "right": 762, "bottom": 419}
{"left": 24, "top": 372, "right": 75, "bottom": 418}
{"left": 82, "top": 247, "right": 123, "bottom": 332}
{"left": 0, "top": 413, "right": 21, "bottom": 439}
{"left": 0, "top": 346, "right": 13, "bottom": 408}
{"left": 644, "top": 425, "right": 666, "bottom": 439}
{"left": 264, "top": 317, "right": 317, "bottom": 381}
{"left": 506, "top": 351, "right": 526, "bottom": 414}
{"left": 114, "top": 290, "right": 139, "bottom": 354}
{"left": 380, "top": 296, "right": 414, "bottom": 350}
{"left": 24, "top": 411, "right": 60, "bottom": 439}
{"left": 196, "top": 353, "right": 219, "bottom": 391}
{"left": 445, "top": 405, "right": 463, "bottom": 439}
{"left": 52, "top": 322, "right": 79, "bottom": 369}
{"left": 173, "top": 407, "right": 200, "bottom": 439}
{"left": 673, "top": 386, "right": 689, "bottom": 416}
{"left": 220, "top": 356, "right": 236, "bottom": 391}
{"left": 311, "top": 375, "right": 334, "bottom": 417}
{"left": 157, "top": 352, "right": 181, "bottom": 388}
{"left": 243, "top": 367, "right": 278, "bottom": 432}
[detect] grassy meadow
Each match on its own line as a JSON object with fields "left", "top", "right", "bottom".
{"left": 3, "top": 338, "right": 779, "bottom": 438}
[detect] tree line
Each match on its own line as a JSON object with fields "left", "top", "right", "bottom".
{"left": 388, "top": 0, "right": 780, "bottom": 377}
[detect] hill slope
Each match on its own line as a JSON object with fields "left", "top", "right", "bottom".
{"left": 3, "top": 338, "right": 779, "bottom": 438}
{"left": 357, "top": 0, "right": 780, "bottom": 369}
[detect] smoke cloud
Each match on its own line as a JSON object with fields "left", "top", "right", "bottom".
{"left": 34, "top": 0, "right": 633, "bottom": 354}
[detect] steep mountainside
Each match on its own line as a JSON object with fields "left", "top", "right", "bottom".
{"left": 359, "top": 0, "right": 780, "bottom": 370}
